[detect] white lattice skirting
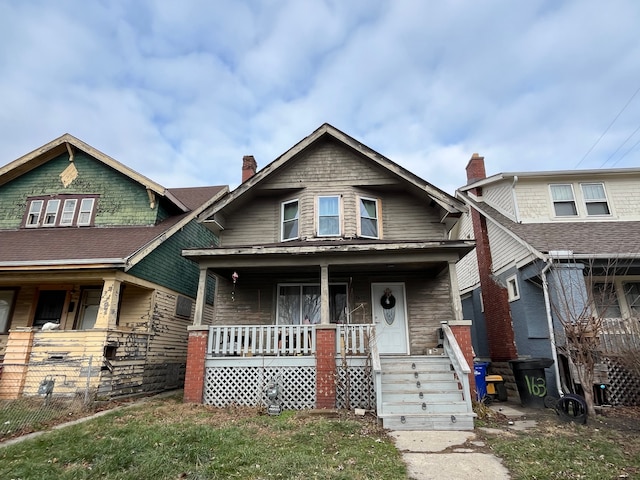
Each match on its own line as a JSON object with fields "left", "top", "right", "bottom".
{"left": 203, "top": 358, "right": 375, "bottom": 410}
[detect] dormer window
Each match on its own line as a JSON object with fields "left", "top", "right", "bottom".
{"left": 281, "top": 199, "right": 299, "bottom": 241}
{"left": 24, "top": 195, "right": 97, "bottom": 228}
{"left": 317, "top": 196, "right": 341, "bottom": 236}
{"left": 550, "top": 184, "right": 577, "bottom": 217}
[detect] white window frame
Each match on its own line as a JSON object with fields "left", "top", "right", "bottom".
{"left": 77, "top": 198, "right": 94, "bottom": 226}
{"left": 60, "top": 199, "right": 78, "bottom": 226}
{"left": 549, "top": 184, "right": 578, "bottom": 217}
{"left": 281, "top": 199, "right": 299, "bottom": 242}
{"left": 358, "top": 196, "right": 381, "bottom": 239}
{"left": 581, "top": 182, "right": 611, "bottom": 216}
{"left": 317, "top": 195, "right": 341, "bottom": 237}
{"left": 43, "top": 199, "right": 61, "bottom": 227}
{"left": 26, "top": 200, "right": 44, "bottom": 227}
{"left": 507, "top": 275, "right": 520, "bottom": 302}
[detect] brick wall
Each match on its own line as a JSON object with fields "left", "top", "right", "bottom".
{"left": 449, "top": 322, "right": 476, "bottom": 395}
{"left": 184, "top": 327, "right": 208, "bottom": 403}
{"left": 315, "top": 326, "right": 337, "bottom": 409}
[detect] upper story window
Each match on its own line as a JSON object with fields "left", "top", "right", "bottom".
{"left": 318, "top": 196, "right": 341, "bottom": 236}
{"left": 24, "top": 195, "right": 97, "bottom": 228}
{"left": 358, "top": 197, "right": 380, "bottom": 239}
{"left": 581, "top": 183, "right": 610, "bottom": 216}
{"left": 550, "top": 184, "right": 577, "bottom": 216}
{"left": 281, "top": 199, "right": 299, "bottom": 241}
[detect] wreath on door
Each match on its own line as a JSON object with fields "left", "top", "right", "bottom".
{"left": 380, "top": 288, "right": 396, "bottom": 325}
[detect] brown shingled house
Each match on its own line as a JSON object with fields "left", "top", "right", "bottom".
{"left": 182, "top": 124, "right": 477, "bottom": 430}
{"left": 454, "top": 155, "right": 640, "bottom": 407}
{"left": 0, "top": 134, "right": 226, "bottom": 399}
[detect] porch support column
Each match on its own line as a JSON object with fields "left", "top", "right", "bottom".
{"left": 184, "top": 325, "right": 209, "bottom": 403}
{"left": 448, "top": 261, "right": 464, "bottom": 322}
{"left": 315, "top": 324, "right": 337, "bottom": 408}
{"left": 193, "top": 267, "right": 209, "bottom": 326}
{"left": 320, "top": 263, "right": 330, "bottom": 325}
{"left": 94, "top": 278, "right": 122, "bottom": 329}
{"left": 449, "top": 320, "right": 475, "bottom": 396}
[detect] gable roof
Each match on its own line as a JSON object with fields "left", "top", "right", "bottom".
{"left": 0, "top": 133, "right": 190, "bottom": 212}
{"left": 460, "top": 166, "right": 640, "bottom": 192}
{"left": 459, "top": 192, "right": 640, "bottom": 259}
{"left": 0, "top": 135, "right": 229, "bottom": 271}
{"left": 200, "top": 123, "right": 466, "bottom": 223}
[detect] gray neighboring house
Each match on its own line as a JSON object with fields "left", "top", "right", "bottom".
{"left": 453, "top": 154, "right": 640, "bottom": 406}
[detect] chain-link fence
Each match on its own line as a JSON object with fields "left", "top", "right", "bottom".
{"left": 0, "top": 355, "right": 98, "bottom": 440}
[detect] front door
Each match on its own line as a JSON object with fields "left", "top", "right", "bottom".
{"left": 371, "top": 283, "right": 408, "bottom": 354}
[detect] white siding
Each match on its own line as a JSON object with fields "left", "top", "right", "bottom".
{"left": 483, "top": 180, "right": 516, "bottom": 221}
{"left": 455, "top": 213, "right": 479, "bottom": 291}
{"left": 487, "top": 221, "right": 536, "bottom": 275}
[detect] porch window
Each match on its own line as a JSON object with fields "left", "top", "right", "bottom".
{"left": 277, "top": 283, "right": 348, "bottom": 324}
{"left": 622, "top": 282, "right": 640, "bottom": 316}
{"left": 76, "top": 288, "right": 101, "bottom": 330}
{"left": 581, "top": 183, "right": 610, "bottom": 216}
{"left": 0, "top": 289, "right": 17, "bottom": 333}
{"left": 33, "top": 290, "right": 67, "bottom": 328}
{"left": 317, "top": 196, "right": 341, "bottom": 236}
{"left": 281, "top": 199, "right": 299, "bottom": 241}
{"left": 358, "top": 197, "right": 380, "bottom": 239}
{"left": 592, "top": 282, "right": 622, "bottom": 318}
{"left": 550, "top": 184, "right": 577, "bottom": 217}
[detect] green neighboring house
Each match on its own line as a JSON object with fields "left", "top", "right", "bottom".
{"left": 0, "top": 134, "right": 226, "bottom": 399}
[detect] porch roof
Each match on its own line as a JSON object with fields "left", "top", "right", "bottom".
{"left": 183, "top": 239, "right": 475, "bottom": 273}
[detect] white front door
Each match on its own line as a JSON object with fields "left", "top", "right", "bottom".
{"left": 371, "top": 283, "right": 408, "bottom": 354}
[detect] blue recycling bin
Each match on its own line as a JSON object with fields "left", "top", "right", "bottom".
{"left": 474, "top": 362, "right": 490, "bottom": 401}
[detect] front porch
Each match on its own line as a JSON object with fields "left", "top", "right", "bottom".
{"left": 185, "top": 322, "right": 476, "bottom": 430}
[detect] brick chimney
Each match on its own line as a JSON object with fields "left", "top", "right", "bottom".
{"left": 465, "top": 153, "right": 486, "bottom": 185}
{"left": 242, "top": 155, "right": 257, "bottom": 183}
{"left": 465, "top": 153, "right": 518, "bottom": 361}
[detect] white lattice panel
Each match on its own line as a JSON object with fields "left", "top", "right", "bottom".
{"left": 336, "top": 365, "right": 375, "bottom": 410}
{"left": 204, "top": 366, "right": 316, "bottom": 409}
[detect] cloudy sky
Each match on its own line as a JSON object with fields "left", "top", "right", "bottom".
{"left": 1, "top": 1, "right": 639, "bottom": 194}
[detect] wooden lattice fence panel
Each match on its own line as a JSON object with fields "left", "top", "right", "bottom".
{"left": 336, "top": 363, "right": 375, "bottom": 410}
{"left": 603, "top": 357, "right": 640, "bottom": 406}
{"left": 203, "top": 366, "right": 316, "bottom": 409}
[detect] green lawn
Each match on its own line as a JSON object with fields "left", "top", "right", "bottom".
{"left": 0, "top": 395, "right": 406, "bottom": 480}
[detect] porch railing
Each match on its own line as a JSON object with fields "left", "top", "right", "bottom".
{"left": 207, "top": 325, "right": 315, "bottom": 357}
{"left": 207, "top": 324, "right": 376, "bottom": 357}
{"left": 441, "top": 323, "right": 473, "bottom": 412}
{"left": 337, "top": 324, "right": 373, "bottom": 355}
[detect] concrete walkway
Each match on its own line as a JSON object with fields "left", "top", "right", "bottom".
{"left": 390, "top": 403, "right": 537, "bottom": 480}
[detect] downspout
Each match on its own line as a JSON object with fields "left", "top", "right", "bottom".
{"left": 541, "top": 257, "right": 564, "bottom": 396}
{"left": 511, "top": 175, "right": 521, "bottom": 223}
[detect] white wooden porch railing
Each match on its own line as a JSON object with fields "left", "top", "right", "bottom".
{"left": 206, "top": 324, "right": 375, "bottom": 357}
{"left": 441, "top": 323, "right": 473, "bottom": 412}
{"left": 207, "top": 325, "right": 315, "bottom": 356}
{"left": 338, "top": 324, "right": 373, "bottom": 355}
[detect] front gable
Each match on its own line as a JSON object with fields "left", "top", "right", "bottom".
{"left": 202, "top": 124, "right": 466, "bottom": 247}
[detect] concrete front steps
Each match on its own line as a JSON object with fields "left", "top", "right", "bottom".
{"left": 379, "top": 356, "right": 475, "bottom": 430}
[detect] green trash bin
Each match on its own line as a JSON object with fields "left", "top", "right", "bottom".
{"left": 509, "top": 358, "right": 554, "bottom": 408}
